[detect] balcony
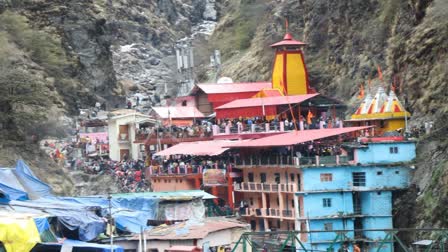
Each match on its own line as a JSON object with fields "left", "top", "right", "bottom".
{"left": 240, "top": 208, "right": 295, "bottom": 219}
{"left": 234, "top": 154, "right": 350, "bottom": 167}
{"left": 234, "top": 182, "right": 297, "bottom": 193}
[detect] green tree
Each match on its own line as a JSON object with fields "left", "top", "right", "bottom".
{"left": 0, "top": 68, "right": 50, "bottom": 141}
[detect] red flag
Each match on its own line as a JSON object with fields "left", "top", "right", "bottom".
{"left": 377, "top": 65, "right": 383, "bottom": 81}
{"left": 285, "top": 18, "right": 289, "bottom": 32}
{"left": 357, "top": 83, "right": 365, "bottom": 99}
{"left": 391, "top": 83, "right": 396, "bottom": 92}
{"left": 306, "top": 110, "right": 314, "bottom": 125}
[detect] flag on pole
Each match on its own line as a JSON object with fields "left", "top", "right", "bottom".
{"left": 377, "top": 65, "right": 383, "bottom": 81}
{"left": 357, "top": 83, "right": 365, "bottom": 99}
{"left": 306, "top": 110, "right": 314, "bottom": 125}
{"left": 285, "top": 18, "right": 289, "bottom": 32}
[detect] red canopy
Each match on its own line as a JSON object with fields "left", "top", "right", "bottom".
{"left": 225, "top": 126, "right": 371, "bottom": 148}
{"left": 215, "top": 94, "right": 318, "bottom": 119}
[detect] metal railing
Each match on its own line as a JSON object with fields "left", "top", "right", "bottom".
{"left": 235, "top": 182, "right": 297, "bottom": 193}
{"left": 234, "top": 155, "right": 350, "bottom": 167}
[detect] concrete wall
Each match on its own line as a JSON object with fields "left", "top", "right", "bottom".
{"left": 356, "top": 142, "right": 416, "bottom": 164}
{"left": 108, "top": 114, "right": 146, "bottom": 161}
{"left": 362, "top": 216, "right": 393, "bottom": 241}
{"left": 151, "top": 177, "right": 197, "bottom": 191}
{"left": 301, "top": 166, "right": 410, "bottom": 191}
{"left": 302, "top": 192, "right": 354, "bottom": 218}
{"left": 360, "top": 191, "right": 392, "bottom": 216}
{"left": 308, "top": 219, "right": 354, "bottom": 242}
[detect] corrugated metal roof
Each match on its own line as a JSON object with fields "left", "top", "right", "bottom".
{"left": 216, "top": 94, "right": 318, "bottom": 109}
{"left": 195, "top": 82, "right": 271, "bottom": 94}
{"left": 154, "top": 140, "right": 243, "bottom": 156}
{"left": 111, "top": 190, "right": 216, "bottom": 200}
{"left": 226, "top": 127, "right": 372, "bottom": 148}
{"left": 152, "top": 106, "right": 205, "bottom": 119}
{"left": 135, "top": 218, "right": 248, "bottom": 240}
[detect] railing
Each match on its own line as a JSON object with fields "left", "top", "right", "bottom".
{"left": 234, "top": 182, "right": 297, "bottom": 193}
{"left": 241, "top": 208, "right": 292, "bottom": 219}
{"left": 234, "top": 155, "right": 350, "bottom": 167}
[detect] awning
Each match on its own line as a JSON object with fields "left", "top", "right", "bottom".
{"left": 152, "top": 106, "right": 205, "bottom": 119}
{"left": 154, "top": 140, "right": 242, "bottom": 156}
{"left": 225, "top": 126, "right": 371, "bottom": 148}
{"left": 215, "top": 94, "right": 318, "bottom": 119}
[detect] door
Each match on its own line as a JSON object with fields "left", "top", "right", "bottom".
{"left": 258, "top": 219, "right": 265, "bottom": 231}
{"left": 120, "top": 149, "right": 130, "bottom": 161}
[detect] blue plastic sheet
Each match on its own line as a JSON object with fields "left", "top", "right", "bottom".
{"left": 34, "top": 217, "right": 50, "bottom": 233}
{"left": 14, "top": 160, "right": 52, "bottom": 198}
{"left": 0, "top": 189, "right": 10, "bottom": 204}
{"left": 0, "top": 184, "right": 27, "bottom": 202}
{"left": 63, "top": 239, "right": 124, "bottom": 251}
{"left": 10, "top": 198, "right": 106, "bottom": 241}
{"left": 58, "top": 196, "right": 159, "bottom": 233}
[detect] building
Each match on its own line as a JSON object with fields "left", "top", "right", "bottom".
{"left": 296, "top": 139, "right": 415, "bottom": 252}
{"left": 108, "top": 110, "right": 156, "bottom": 161}
{"left": 347, "top": 87, "right": 411, "bottom": 135}
{"left": 112, "top": 218, "right": 249, "bottom": 252}
{"left": 145, "top": 29, "right": 416, "bottom": 252}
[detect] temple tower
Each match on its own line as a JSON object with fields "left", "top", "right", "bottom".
{"left": 270, "top": 33, "right": 313, "bottom": 95}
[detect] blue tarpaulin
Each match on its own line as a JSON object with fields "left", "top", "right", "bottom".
{"left": 15, "top": 160, "right": 52, "bottom": 198}
{"left": 58, "top": 196, "right": 159, "bottom": 233}
{"left": 0, "top": 189, "right": 10, "bottom": 204}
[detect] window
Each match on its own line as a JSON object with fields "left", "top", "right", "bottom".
{"left": 377, "top": 171, "right": 383, "bottom": 175}
{"left": 181, "top": 100, "right": 187, "bottom": 106}
{"left": 377, "top": 191, "right": 382, "bottom": 195}
{"left": 352, "top": 172, "right": 366, "bottom": 186}
{"left": 389, "top": 146, "right": 399, "bottom": 154}
{"left": 276, "top": 197, "right": 280, "bottom": 205}
{"left": 395, "top": 170, "right": 400, "bottom": 174}
{"left": 290, "top": 173, "right": 295, "bottom": 182}
{"left": 248, "top": 172, "right": 254, "bottom": 182}
{"left": 320, "top": 173, "right": 333, "bottom": 182}
{"left": 323, "top": 198, "right": 332, "bottom": 207}
{"left": 260, "top": 173, "right": 267, "bottom": 183}
{"left": 274, "top": 173, "right": 281, "bottom": 184}
{"left": 324, "top": 223, "right": 333, "bottom": 231}
{"left": 250, "top": 198, "right": 254, "bottom": 205}
{"left": 292, "top": 199, "right": 295, "bottom": 208}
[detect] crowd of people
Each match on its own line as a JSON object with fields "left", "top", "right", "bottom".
{"left": 136, "top": 122, "right": 213, "bottom": 140}
{"left": 74, "top": 158, "right": 151, "bottom": 193}
{"left": 149, "top": 155, "right": 230, "bottom": 175}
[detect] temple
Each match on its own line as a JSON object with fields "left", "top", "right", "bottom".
{"left": 139, "top": 30, "right": 415, "bottom": 251}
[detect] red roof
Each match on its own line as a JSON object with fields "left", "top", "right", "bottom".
{"left": 154, "top": 140, "right": 244, "bottom": 156}
{"left": 194, "top": 82, "right": 271, "bottom": 94}
{"left": 216, "top": 94, "right": 318, "bottom": 109}
{"left": 270, "top": 33, "right": 306, "bottom": 47}
{"left": 226, "top": 127, "right": 372, "bottom": 148}
{"left": 151, "top": 106, "right": 205, "bottom": 119}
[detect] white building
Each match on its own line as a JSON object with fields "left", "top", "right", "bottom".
{"left": 108, "top": 110, "right": 156, "bottom": 161}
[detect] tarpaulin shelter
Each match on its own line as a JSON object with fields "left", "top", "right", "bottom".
{"left": 151, "top": 106, "right": 205, "bottom": 126}
{"left": 0, "top": 213, "right": 42, "bottom": 252}
{"left": 0, "top": 160, "right": 52, "bottom": 200}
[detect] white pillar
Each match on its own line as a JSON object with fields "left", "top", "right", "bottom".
{"left": 280, "top": 121, "right": 285, "bottom": 131}
{"left": 251, "top": 124, "right": 255, "bottom": 133}
{"left": 225, "top": 125, "right": 230, "bottom": 134}
{"left": 265, "top": 123, "right": 270, "bottom": 132}
{"left": 299, "top": 121, "right": 304, "bottom": 131}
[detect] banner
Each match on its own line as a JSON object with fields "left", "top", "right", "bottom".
{"left": 203, "top": 169, "right": 227, "bottom": 186}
